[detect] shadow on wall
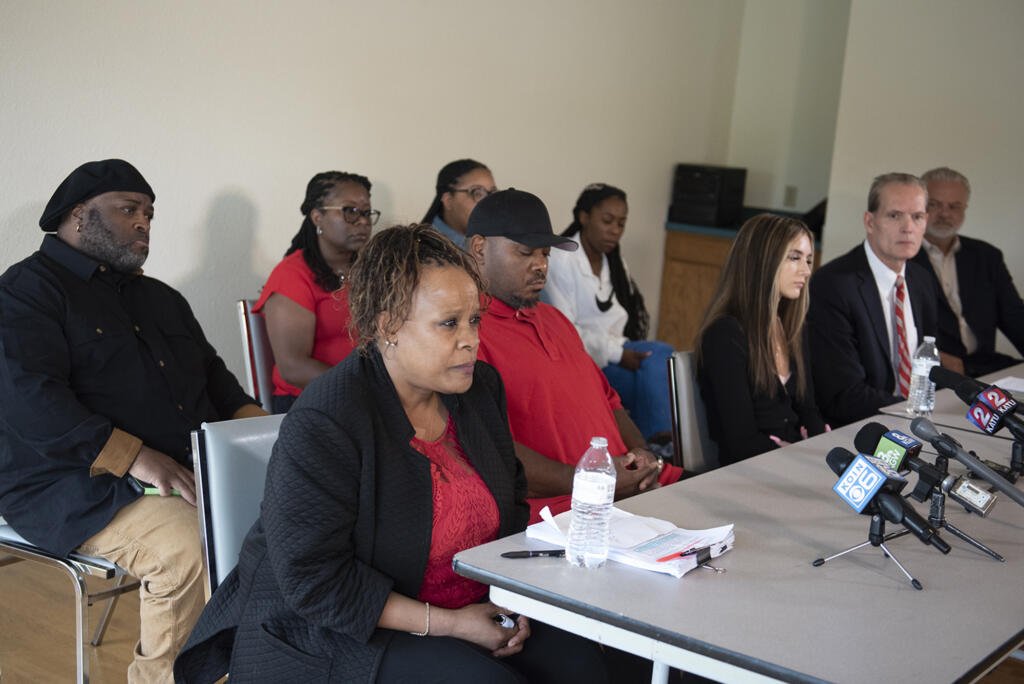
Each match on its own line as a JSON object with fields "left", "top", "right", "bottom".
{"left": 176, "top": 191, "right": 266, "bottom": 385}
{"left": 1, "top": 202, "right": 51, "bottom": 273}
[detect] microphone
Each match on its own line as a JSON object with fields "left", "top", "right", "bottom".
{"left": 830, "top": 447, "right": 907, "bottom": 513}
{"left": 929, "top": 367, "right": 1024, "bottom": 441}
{"left": 876, "top": 492, "right": 950, "bottom": 553}
{"left": 854, "top": 421, "right": 996, "bottom": 515}
{"left": 854, "top": 422, "right": 922, "bottom": 471}
{"left": 911, "top": 417, "right": 1024, "bottom": 509}
{"left": 827, "top": 447, "right": 950, "bottom": 551}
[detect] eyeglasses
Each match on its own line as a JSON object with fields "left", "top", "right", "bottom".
{"left": 450, "top": 185, "right": 497, "bottom": 203}
{"left": 320, "top": 206, "right": 381, "bottom": 226}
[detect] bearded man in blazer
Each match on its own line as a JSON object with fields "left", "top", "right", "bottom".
{"left": 911, "top": 167, "right": 1024, "bottom": 377}
{"left": 807, "top": 173, "right": 942, "bottom": 428}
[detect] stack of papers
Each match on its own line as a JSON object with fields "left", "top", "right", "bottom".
{"left": 527, "top": 506, "right": 734, "bottom": 578}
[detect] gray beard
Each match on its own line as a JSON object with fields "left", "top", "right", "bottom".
{"left": 78, "top": 208, "right": 148, "bottom": 272}
{"left": 926, "top": 224, "right": 958, "bottom": 240}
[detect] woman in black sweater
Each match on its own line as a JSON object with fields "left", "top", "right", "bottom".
{"left": 175, "top": 225, "right": 607, "bottom": 683}
{"left": 695, "top": 214, "right": 828, "bottom": 466}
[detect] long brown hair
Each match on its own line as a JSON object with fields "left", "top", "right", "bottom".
{"left": 694, "top": 213, "right": 814, "bottom": 399}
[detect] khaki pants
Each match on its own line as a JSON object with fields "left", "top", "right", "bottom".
{"left": 77, "top": 495, "right": 204, "bottom": 684}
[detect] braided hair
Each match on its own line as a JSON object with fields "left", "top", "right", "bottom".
{"left": 287, "top": 171, "right": 372, "bottom": 292}
{"left": 421, "top": 159, "right": 489, "bottom": 224}
{"left": 348, "top": 224, "right": 487, "bottom": 355}
{"left": 562, "top": 183, "right": 650, "bottom": 341}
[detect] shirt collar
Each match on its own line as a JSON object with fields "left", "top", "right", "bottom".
{"left": 485, "top": 295, "right": 537, "bottom": 320}
{"left": 40, "top": 234, "right": 103, "bottom": 281}
{"left": 921, "top": 235, "right": 961, "bottom": 258}
{"left": 864, "top": 239, "right": 905, "bottom": 292}
{"left": 431, "top": 215, "right": 467, "bottom": 249}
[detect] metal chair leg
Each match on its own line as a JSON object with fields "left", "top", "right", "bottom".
{"left": 55, "top": 560, "right": 91, "bottom": 684}
{"left": 91, "top": 574, "right": 128, "bottom": 647}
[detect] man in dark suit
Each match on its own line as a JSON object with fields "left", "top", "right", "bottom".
{"left": 808, "top": 173, "right": 940, "bottom": 427}
{"left": 912, "top": 167, "right": 1024, "bottom": 377}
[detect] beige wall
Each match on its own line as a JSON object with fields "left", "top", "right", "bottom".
{"left": 726, "top": 0, "right": 850, "bottom": 212}
{"left": 0, "top": 0, "right": 744, "bottom": 382}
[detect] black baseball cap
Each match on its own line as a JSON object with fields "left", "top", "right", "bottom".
{"left": 466, "top": 188, "right": 577, "bottom": 251}
{"left": 39, "top": 159, "right": 155, "bottom": 231}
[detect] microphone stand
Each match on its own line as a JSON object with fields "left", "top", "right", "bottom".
{"left": 812, "top": 517, "right": 922, "bottom": 590}
{"left": 921, "top": 453, "right": 1004, "bottom": 562}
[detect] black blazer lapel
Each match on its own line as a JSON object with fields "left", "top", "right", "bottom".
{"left": 853, "top": 250, "right": 891, "bottom": 362}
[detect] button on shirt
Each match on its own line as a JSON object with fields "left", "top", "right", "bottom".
{"left": 864, "top": 240, "right": 918, "bottom": 392}
{"left": 0, "top": 235, "right": 255, "bottom": 555}
{"left": 921, "top": 237, "right": 978, "bottom": 354}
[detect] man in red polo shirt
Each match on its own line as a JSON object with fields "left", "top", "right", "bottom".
{"left": 465, "top": 189, "right": 682, "bottom": 521}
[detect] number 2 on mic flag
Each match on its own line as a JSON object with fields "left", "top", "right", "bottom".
{"left": 967, "top": 401, "right": 1002, "bottom": 433}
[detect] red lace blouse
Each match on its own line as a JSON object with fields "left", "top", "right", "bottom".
{"left": 411, "top": 415, "right": 499, "bottom": 609}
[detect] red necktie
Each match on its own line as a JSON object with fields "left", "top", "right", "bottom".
{"left": 894, "top": 275, "right": 911, "bottom": 398}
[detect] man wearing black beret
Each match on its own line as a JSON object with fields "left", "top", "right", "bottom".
{"left": 0, "top": 159, "right": 266, "bottom": 682}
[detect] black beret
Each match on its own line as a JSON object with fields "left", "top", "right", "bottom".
{"left": 39, "top": 159, "right": 155, "bottom": 231}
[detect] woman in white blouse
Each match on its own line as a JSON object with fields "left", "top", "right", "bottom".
{"left": 542, "top": 183, "right": 674, "bottom": 442}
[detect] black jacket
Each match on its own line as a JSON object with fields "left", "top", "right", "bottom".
{"left": 174, "top": 347, "right": 528, "bottom": 683}
{"left": 911, "top": 236, "right": 1024, "bottom": 376}
{"left": 0, "top": 236, "right": 253, "bottom": 556}
{"left": 697, "top": 316, "right": 826, "bottom": 466}
{"left": 807, "top": 244, "right": 939, "bottom": 428}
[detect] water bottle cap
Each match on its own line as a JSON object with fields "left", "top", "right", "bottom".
{"left": 923, "top": 336, "right": 935, "bottom": 343}
{"left": 589, "top": 436, "right": 608, "bottom": 448}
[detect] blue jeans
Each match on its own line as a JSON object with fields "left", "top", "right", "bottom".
{"left": 602, "top": 340, "right": 674, "bottom": 439}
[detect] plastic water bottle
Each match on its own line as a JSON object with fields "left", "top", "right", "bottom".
{"left": 567, "top": 437, "right": 617, "bottom": 568}
{"left": 907, "top": 336, "right": 941, "bottom": 416}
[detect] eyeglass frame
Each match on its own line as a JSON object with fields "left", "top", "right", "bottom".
{"left": 448, "top": 185, "right": 498, "bottom": 203}
{"left": 319, "top": 206, "right": 382, "bottom": 226}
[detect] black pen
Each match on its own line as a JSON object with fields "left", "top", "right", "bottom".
{"left": 500, "top": 549, "right": 566, "bottom": 559}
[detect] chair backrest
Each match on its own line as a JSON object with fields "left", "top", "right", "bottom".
{"left": 237, "top": 299, "right": 276, "bottom": 410}
{"left": 192, "top": 413, "right": 285, "bottom": 594}
{"left": 668, "top": 351, "right": 719, "bottom": 474}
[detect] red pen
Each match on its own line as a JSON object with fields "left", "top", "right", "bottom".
{"left": 656, "top": 542, "right": 702, "bottom": 563}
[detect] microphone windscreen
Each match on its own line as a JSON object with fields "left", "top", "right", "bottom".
{"left": 826, "top": 447, "right": 856, "bottom": 477}
{"left": 929, "top": 365, "right": 963, "bottom": 388}
{"left": 910, "top": 416, "right": 941, "bottom": 442}
{"left": 854, "top": 422, "right": 889, "bottom": 456}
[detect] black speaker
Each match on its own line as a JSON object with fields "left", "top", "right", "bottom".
{"left": 668, "top": 164, "right": 746, "bottom": 227}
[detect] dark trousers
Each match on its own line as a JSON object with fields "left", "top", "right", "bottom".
{"left": 376, "top": 620, "right": 615, "bottom": 684}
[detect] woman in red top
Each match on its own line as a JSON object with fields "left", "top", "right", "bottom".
{"left": 253, "top": 171, "right": 381, "bottom": 413}
{"left": 176, "top": 225, "right": 611, "bottom": 683}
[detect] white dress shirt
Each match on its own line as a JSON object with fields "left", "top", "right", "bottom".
{"left": 921, "top": 236, "right": 978, "bottom": 354}
{"left": 864, "top": 240, "right": 919, "bottom": 392}
{"left": 542, "top": 234, "right": 628, "bottom": 367}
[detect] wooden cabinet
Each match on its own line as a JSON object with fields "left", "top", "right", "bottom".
{"left": 656, "top": 228, "right": 734, "bottom": 351}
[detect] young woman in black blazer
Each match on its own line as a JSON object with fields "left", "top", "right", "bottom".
{"left": 695, "top": 214, "right": 828, "bottom": 466}
{"left": 175, "top": 225, "right": 608, "bottom": 683}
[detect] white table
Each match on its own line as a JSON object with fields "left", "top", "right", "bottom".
{"left": 879, "top": 363, "right": 1024, "bottom": 438}
{"left": 454, "top": 419, "right": 1024, "bottom": 683}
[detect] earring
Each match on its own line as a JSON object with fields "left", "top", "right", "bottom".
{"left": 316, "top": 226, "right": 323, "bottom": 236}
{"left": 76, "top": 223, "right": 82, "bottom": 233}
{"left": 384, "top": 339, "right": 397, "bottom": 348}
